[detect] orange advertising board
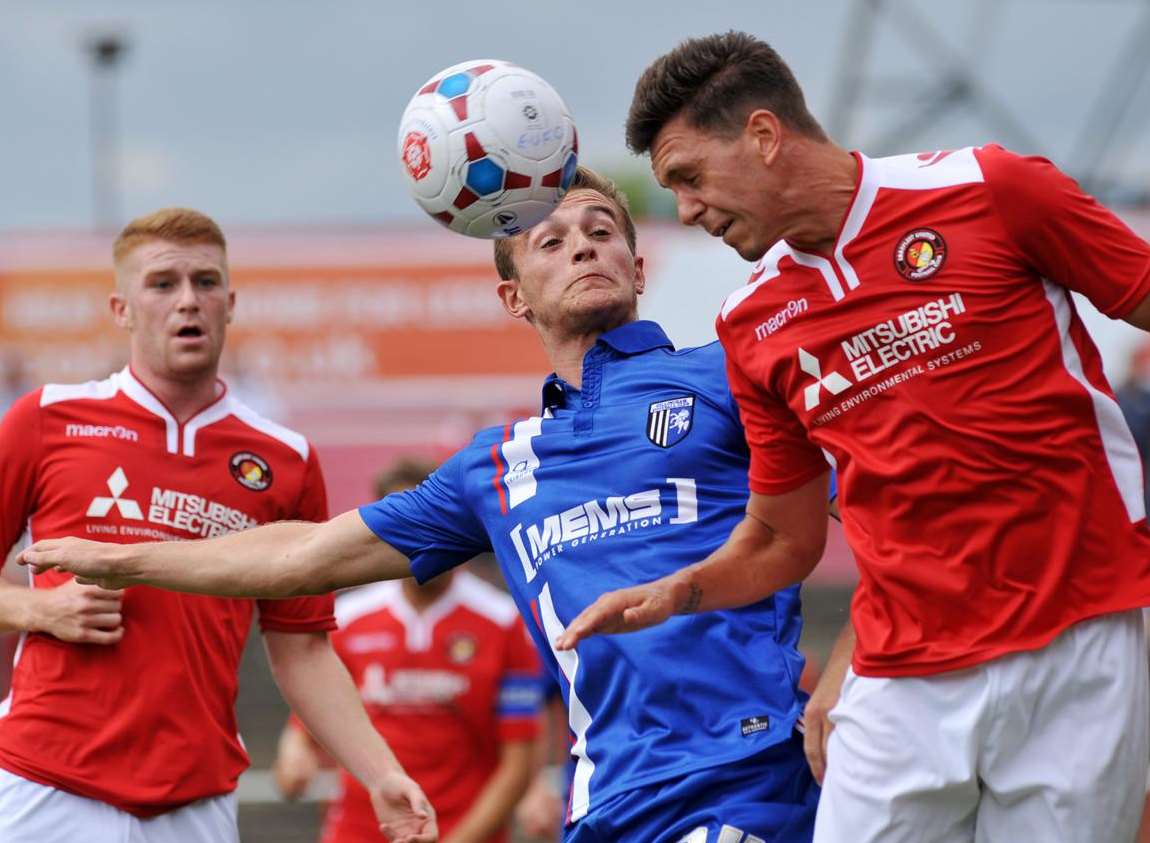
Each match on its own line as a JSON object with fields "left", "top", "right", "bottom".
{"left": 0, "top": 261, "right": 550, "bottom": 385}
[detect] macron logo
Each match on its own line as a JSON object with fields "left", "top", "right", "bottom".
{"left": 799, "top": 348, "right": 852, "bottom": 410}
{"left": 754, "top": 298, "right": 808, "bottom": 341}
{"left": 65, "top": 424, "right": 139, "bottom": 442}
{"left": 86, "top": 467, "right": 144, "bottom": 520}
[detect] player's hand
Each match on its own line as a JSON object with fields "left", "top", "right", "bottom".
{"left": 272, "top": 726, "right": 321, "bottom": 801}
{"left": 554, "top": 575, "right": 690, "bottom": 651}
{"left": 802, "top": 623, "right": 853, "bottom": 785}
{"left": 29, "top": 578, "right": 124, "bottom": 645}
{"left": 801, "top": 690, "right": 836, "bottom": 785}
{"left": 18, "top": 538, "right": 135, "bottom": 589}
{"left": 369, "top": 770, "right": 438, "bottom": 843}
{"left": 515, "top": 768, "right": 564, "bottom": 839}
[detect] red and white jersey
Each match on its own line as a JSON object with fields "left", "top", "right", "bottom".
{"left": 317, "top": 573, "right": 541, "bottom": 843}
{"left": 0, "top": 366, "right": 334, "bottom": 816}
{"left": 718, "top": 145, "right": 1150, "bottom": 677}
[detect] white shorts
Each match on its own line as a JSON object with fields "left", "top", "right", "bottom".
{"left": 814, "top": 609, "right": 1150, "bottom": 843}
{"left": 0, "top": 768, "right": 239, "bottom": 843}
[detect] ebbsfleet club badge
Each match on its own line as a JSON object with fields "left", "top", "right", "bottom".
{"left": 447, "top": 634, "right": 478, "bottom": 665}
{"left": 230, "top": 452, "right": 273, "bottom": 491}
{"left": 894, "top": 228, "right": 947, "bottom": 281}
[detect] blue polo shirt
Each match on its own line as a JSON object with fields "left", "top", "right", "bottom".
{"left": 360, "top": 320, "right": 816, "bottom": 824}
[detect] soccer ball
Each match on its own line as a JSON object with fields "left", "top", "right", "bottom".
{"left": 397, "top": 59, "right": 578, "bottom": 239}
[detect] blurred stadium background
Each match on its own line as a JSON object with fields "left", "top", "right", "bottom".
{"left": 3, "top": 0, "right": 1150, "bottom": 840}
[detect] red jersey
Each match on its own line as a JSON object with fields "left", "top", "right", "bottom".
{"left": 0, "top": 367, "right": 334, "bottom": 816}
{"left": 717, "top": 145, "right": 1150, "bottom": 677}
{"left": 317, "top": 573, "right": 541, "bottom": 843}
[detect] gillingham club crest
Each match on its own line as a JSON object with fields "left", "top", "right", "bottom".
{"left": 647, "top": 396, "right": 695, "bottom": 448}
{"left": 894, "top": 228, "right": 947, "bottom": 281}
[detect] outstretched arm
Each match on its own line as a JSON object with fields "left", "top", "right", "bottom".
{"left": 556, "top": 472, "right": 829, "bottom": 649}
{"left": 19, "top": 510, "right": 409, "bottom": 598}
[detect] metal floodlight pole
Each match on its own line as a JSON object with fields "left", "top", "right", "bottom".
{"left": 86, "top": 31, "right": 129, "bottom": 232}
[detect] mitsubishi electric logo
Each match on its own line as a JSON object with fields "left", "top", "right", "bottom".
{"left": 87, "top": 467, "right": 144, "bottom": 520}
{"left": 83, "top": 471, "right": 258, "bottom": 539}
{"left": 798, "top": 348, "right": 852, "bottom": 410}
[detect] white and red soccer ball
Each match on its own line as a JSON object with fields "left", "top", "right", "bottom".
{"left": 397, "top": 59, "right": 578, "bottom": 239}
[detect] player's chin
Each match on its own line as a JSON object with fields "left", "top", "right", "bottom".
{"left": 166, "top": 348, "right": 221, "bottom": 378}
{"left": 567, "top": 292, "right": 633, "bottom": 330}
{"left": 733, "top": 235, "right": 770, "bottom": 262}
{"left": 570, "top": 284, "right": 633, "bottom": 311}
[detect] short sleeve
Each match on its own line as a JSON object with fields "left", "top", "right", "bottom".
{"left": 0, "top": 391, "right": 43, "bottom": 556}
{"left": 723, "top": 345, "right": 828, "bottom": 496}
{"left": 496, "top": 618, "right": 543, "bottom": 743}
{"left": 358, "top": 448, "right": 491, "bottom": 584}
{"left": 293, "top": 447, "right": 330, "bottom": 523}
{"left": 258, "top": 443, "right": 335, "bottom": 633}
{"left": 978, "top": 144, "right": 1150, "bottom": 318}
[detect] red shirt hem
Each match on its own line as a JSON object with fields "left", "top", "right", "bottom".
{"left": 852, "top": 599, "right": 1148, "bottom": 678}
{"left": 0, "top": 752, "right": 236, "bottom": 818}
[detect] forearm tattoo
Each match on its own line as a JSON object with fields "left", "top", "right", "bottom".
{"left": 676, "top": 583, "right": 702, "bottom": 615}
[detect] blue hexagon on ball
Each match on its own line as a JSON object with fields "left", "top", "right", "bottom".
{"left": 466, "top": 158, "right": 505, "bottom": 196}
{"left": 560, "top": 153, "right": 578, "bottom": 190}
{"left": 436, "top": 73, "right": 471, "bottom": 98}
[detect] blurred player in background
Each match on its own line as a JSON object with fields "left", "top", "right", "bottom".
{"left": 559, "top": 30, "right": 1150, "bottom": 843}
{"left": 1118, "top": 340, "right": 1150, "bottom": 513}
{"left": 25, "top": 168, "right": 851, "bottom": 843}
{"left": 274, "top": 456, "right": 541, "bottom": 843}
{"left": 1118, "top": 344, "right": 1150, "bottom": 843}
{"left": 513, "top": 685, "right": 568, "bottom": 842}
{"left": 0, "top": 208, "right": 434, "bottom": 843}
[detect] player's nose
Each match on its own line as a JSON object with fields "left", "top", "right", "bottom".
{"left": 676, "top": 193, "right": 705, "bottom": 227}
{"left": 570, "top": 229, "right": 598, "bottom": 263}
{"left": 174, "top": 278, "right": 200, "bottom": 310}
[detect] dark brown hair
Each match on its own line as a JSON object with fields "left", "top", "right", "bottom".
{"left": 626, "top": 31, "right": 825, "bottom": 155}
{"left": 374, "top": 457, "right": 438, "bottom": 497}
{"left": 493, "top": 166, "right": 638, "bottom": 281}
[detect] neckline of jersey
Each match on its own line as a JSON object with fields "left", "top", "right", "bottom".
{"left": 540, "top": 320, "right": 675, "bottom": 412}
{"left": 123, "top": 365, "right": 230, "bottom": 425}
{"left": 120, "top": 366, "right": 233, "bottom": 456}
{"left": 372, "top": 575, "right": 468, "bottom": 651}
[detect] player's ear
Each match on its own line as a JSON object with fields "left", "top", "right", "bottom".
{"left": 633, "top": 255, "right": 646, "bottom": 296}
{"left": 226, "top": 288, "right": 235, "bottom": 325}
{"left": 109, "top": 290, "right": 132, "bottom": 330}
{"left": 746, "top": 109, "right": 783, "bottom": 167}
{"left": 497, "top": 277, "right": 532, "bottom": 321}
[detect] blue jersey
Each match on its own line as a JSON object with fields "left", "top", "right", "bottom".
{"left": 360, "top": 321, "right": 811, "bottom": 823}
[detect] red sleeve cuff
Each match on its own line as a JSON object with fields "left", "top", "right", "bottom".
{"left": 1102, "top": 258, "right": 1150, "bottom": 320}
{"left": 748, "top": 461, "right": 830, "bottom": 497}
{"left": 257, "top": 614, "right": 338, "bottom": 634}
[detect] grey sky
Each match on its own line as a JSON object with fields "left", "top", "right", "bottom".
{"left": 3, "top": 0, "right": 1149, "bottom": 232}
